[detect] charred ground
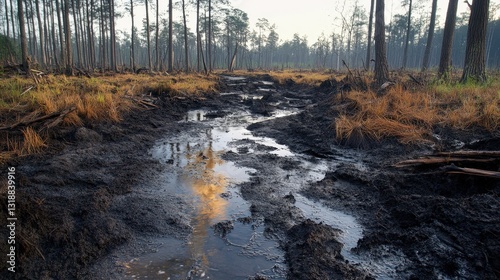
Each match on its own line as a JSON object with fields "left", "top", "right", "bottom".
{"left": 0, "top": 73, "right": 499, "bottom": 279}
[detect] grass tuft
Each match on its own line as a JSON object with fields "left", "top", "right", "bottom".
{"left": 21, "top": 127, "right": 47, "bottom": 154}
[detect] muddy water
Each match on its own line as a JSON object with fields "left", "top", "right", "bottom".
{"left": 124, "top": 99, "right": 398, "bottom": 278}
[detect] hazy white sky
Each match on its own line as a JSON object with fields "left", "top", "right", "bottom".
{"left": 229, "top": 0, "right": 472, "bottom": 43}
{"left": 120, "top": 0, "right": 492, "bottom": 44}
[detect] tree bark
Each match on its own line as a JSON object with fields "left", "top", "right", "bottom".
{"left": 421, "top": 0, "right": 437, "bottom": 72}
{"left": 438, "top": 0, "right": 459, "bottom": 80}
{"left": 155, "top": 0, "right": 159, "bottom": 70}
{"left": 56, "top": 0, "right": 65, "bottom": 70}
{"left": 374, "top": 0, "right": 389, "bottom": 86}
{"left": 196, "top": 0, "right": 200, "bottom": 72}
{"left": 168, "top": 0, "right": 173, "bottom": 72}
{"left": 109, "top": 0, "right": 117, "bottom": 71}
{"left": 145, "top": 0, "right": 152, "bottom": 71}
{"left": 130, "top": 0, "right": 135, "bottom": 71}
{"left": 208, "top": 0, "right": 212, "bottom": 71}
{"left": 63, "top": 0, "right": 73, "bottom": 75}
{"left": 365, "top": 0, "right": 374, "bottom": 71}
{"left": 461, "top": 0, "right": 490, "bottom": 83}
{"left": 182, "top": 0, "right": 189, "bottom": 72}
{"left": 35, "top": 0, "right": 46, "bottom": 68}
{"left": 402, "top": 0, "right": 412, "bottom": 69}
{"left": 17, "top": 0, "right": 30, "bottom": 74}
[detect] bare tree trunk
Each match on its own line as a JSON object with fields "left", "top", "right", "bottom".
{"left": 64, "top": 0, "right": 73, "bottom": 75}
{"left": 208, "top": 0, "right": 212, "bottom": 71}
{"left": 182, "top": 0, "right": 189, "bottom": 72}
{"left": 28, "top": 0, "right": 38, "bottom": 60}
{"left": 109, "top": 0, "right": 117, "bottom": 71}
{"left": 196, "top": 0, "right": 200, "bottom": 72}
{"left": 77, "top": 0, "right": 87, "bottom": 69}
{"left": 421, "top": 0, "right": 437, "bottom": 72}
{"left": 4, "top": 0, "right": 10, "bottom": 39}
{"left": 50, "top": 0, "right": 59, "bottom": 67}
{"left": 145, "top": 0, "right": 152, "bottom": 71}
{"left": 56, "top": 0, "right": 65, "bottom": 70}
{"left": 10, "top": 0, "right": 16, "bottom": 40}
{"left": 402, "top": 0, "right": 412, "bottom": 69}
{"left": 438, "top": 0, "right": 458, "bottom": 80}
{"left": 34, "top": 0, "right": 46, "bottom": 67}
{"left": 461, "top": 0, "right": 490, "bottom": 83}
{"left": 17, "top": 0, "right": 30, "bottom": 73}
{"left": 365, "top": 0, "right": 374, "bottom": 71}
{"left": 155, "top": 0, "right": 159, "bottom": 70}
{"left": 72, "top": 0, "right": 82, "bottom": 68}
{"left": 374, "top": 0, "right": 389, "bottom": 86}
{"left": 99, "top": 0, "right": 106, "bottom": 71}
{"left": 130, "top": 0, "right": 135, "bottom": 71}
{"left": 168, "top": 0, "right": 173, "bottom": 72}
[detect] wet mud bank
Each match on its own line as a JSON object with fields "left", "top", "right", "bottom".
{"left": 1, "top": 74, "right": 499, "bottom": 279}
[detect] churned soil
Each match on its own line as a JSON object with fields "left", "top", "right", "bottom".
{"left": 0, "top": 74, "right": 498, "bottom": 279}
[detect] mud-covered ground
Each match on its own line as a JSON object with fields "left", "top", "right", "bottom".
{"left": 1, "top": 74, "right": 499, "bottom": 279}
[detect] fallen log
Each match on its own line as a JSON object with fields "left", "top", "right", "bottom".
{"left": 0, "top": 107, "right": 76, "bottom": 131}
{"left": 394, "top": 157, "right": 497, "bottom": 168}
{"left": 442, "top": 164, "right": 500, "bottom": 179}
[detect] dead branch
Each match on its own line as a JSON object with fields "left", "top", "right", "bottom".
{"left": 394, "top": 157, "right": 497, "bottom": 168}
{"left": 442, "top": 164, "right": 500, "bottom": 179}
{"left": 0, "top": 107, "right": 76, "bottom": 131}
{"left": 408, "top": 74, "right": 423, "bottom": 86}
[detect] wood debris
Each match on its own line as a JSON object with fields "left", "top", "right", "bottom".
{"left": 394, "top": 150, "right": 500, "bottom": 179}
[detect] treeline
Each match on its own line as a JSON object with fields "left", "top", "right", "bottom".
{"left": 0, "top": 0, "right": 498, "bottom": 74}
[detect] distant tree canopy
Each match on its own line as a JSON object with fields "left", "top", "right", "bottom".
{"left": 0, "top": 0, "right": 497, "bottom": 78}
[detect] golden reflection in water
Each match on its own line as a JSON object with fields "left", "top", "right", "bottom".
{"left": 183, "top": 139, "right": 229, "bottom": 270}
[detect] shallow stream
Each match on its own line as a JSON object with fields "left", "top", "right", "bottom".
{"left": 123, "top": 82, "right": 403, "bottom": 279}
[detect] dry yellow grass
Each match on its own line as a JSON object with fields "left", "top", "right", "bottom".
{"left": 230, "top": 69, "right": 336, "bottom": 86}
{"left": 0, "top": 73, "right": 219, "bottom": 162}
{"left": 21, "top": 127, "right": 47, "bottom": 154}
{"left": 334, "top": 79, "right": 500, "bottom": 145}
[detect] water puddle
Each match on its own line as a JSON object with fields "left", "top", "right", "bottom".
{"left": 126, "top": 102, "right": 404, "bottom": 279}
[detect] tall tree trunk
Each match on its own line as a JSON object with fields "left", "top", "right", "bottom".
{"left": 28, "top": 0, "right": 37, "bottom": 60}
{"left": 87, "top": 0, "right": 95, "bottom": 70}
{"left": 109, "top": 0, "right": 116, "bottom": 71}
{"left": 421, "top": 0, "right": 437, "bottom": 72}
{"left": 99, "top": 0, "right": 105, "bottom": 71}
{"left": 50, "top": 0, "right": 59, "bottom": 67}
{"left": 63, "top": 0, "right": 73, "bottom": 75}
{"left": 56, "top": 0, "right": 65, "bottom": 70}
{"left": 77, "top": 0, "right": 87, "bottom": 69}
{"left": 208, "top": 0, "right": 212, "bottom": 71}
{"left": 182, "top": 0, "right": 188, "bottom": 72}
{"left": 365, "top": 0, "right": 375, "bottom": 71}
{"left": 461, "top": 0, "right": 490, "bottom": 83}
{"left": 130, "top": 0, "right": 135, "bottom": 71}
{"left": 72, "top": 0, "right": 81, "bottom": 67}
{"left": 145, "top": 0, "right": 152, "bottom": 71}
{"left": 402, "top": 0, "right": 412, "bottom": 69}
{"left": 374, "top": 0, "right": 389, "bottom": 86}
{"left": 4, "top": 0, "right": 10, "bottom": 39}
{"left": 10, "top": 0, "right": 16, "bottom": 40}
{"left": 438, "top": 0, "right": 458, "bottom": 79}
{"left": 168, "top": 0, "right": 173, "bottom": 72}
{"left": 196, "top": 0, "right": 200, "bottom": 72}
{"left": 34, "top": 0, "right": 46, "bottom": 67}
{"left": 17, "top": 0, "right": 30, "bottom": 73}
{"left": 155, "top": 0, "right": 159, "bottom": 70}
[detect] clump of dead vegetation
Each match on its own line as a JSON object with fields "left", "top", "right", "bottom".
{"left": 333, "top": 75, "right": 500, "bottom": 148}
{"left": 0, "top": 73, "right": 218, "bottom": 165}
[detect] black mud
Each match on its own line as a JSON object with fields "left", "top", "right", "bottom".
{"left": 0, "top": 74, "right": 499, "bottom": 280}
